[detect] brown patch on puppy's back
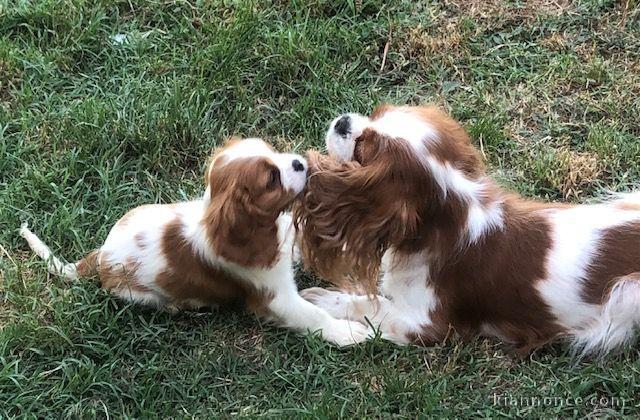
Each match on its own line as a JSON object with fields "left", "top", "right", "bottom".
{"left": 157, "top": 218, "right": 272, "bottom": 312}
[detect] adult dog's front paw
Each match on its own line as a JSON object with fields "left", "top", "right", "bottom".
{"left": 318, "top": 319, "right": 371, "bottom": 347}
{"left": 300, "top": 287, "right": 354, "bottom": 319}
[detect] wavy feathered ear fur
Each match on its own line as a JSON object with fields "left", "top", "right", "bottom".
{"left": 294, "top": 146, "right": 435, "bottom": 295}
{"left": 204, "top": 160, "right": 281, "bottom": 269}
{"left": 204, "top": 137, "right": 243, "bottom": 188}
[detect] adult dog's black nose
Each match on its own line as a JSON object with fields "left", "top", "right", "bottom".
{"left": 292, "top": 159, "right": 305, "bottom": 172}
{"left": 334, "top": 115, "right": 351, "bottom": 136}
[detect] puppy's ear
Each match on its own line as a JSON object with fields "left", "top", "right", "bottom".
{"left": 294, "top": 151, "right": 422, "bottom": 295}
{"left": 204, "top": 137, "right": 243, "bottom": 187}
{"left": 204, "top": 177, "right": 280, "bottom": 268}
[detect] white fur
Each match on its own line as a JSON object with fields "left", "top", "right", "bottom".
{"left": 423, "top": 157, "right": 484, "bottom": 201}
{"left": 572, "top": 277, "right": 640, "bottom": 357}
{"left": 271, "top": 152, "right": 307, "bottom": 196}
{"left": 611, "top": 190, "right": 640, "bottom": 207}
{"left": 19, "top": 222, "right": 79, "bottom": 279}
{"left": 217, "top": 137, "right": 273, "bottom": 161}
{"left": 369, "top": 109, "right": 439, "bottom": 152}
{"left": 21, "top": 139, "right": 369, "bottom": 347}
{"left": 538, "top": 207, "right": 615, "bottom": 329}
{"left": 535, "top": 205, "right": 640, "bottom": 354}
{"left": 465, "top": 197, "right": 504, "bottom": 244}
{"left": 326, "top": 113, "right": 368, "bottom": 162}
{"left": 113, "top": 287, "right": 165, "bottom": 307}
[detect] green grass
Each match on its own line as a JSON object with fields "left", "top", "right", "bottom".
{"left": 1, "top": 0, "right": 640, "bottom": 417}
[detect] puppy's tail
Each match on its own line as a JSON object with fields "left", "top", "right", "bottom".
{"left": 19, "top": 222, "right": 98, "bottom": 280}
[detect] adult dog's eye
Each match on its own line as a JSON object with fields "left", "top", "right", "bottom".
{"left": 267, "top": 168, "right": 281, "bottom": 189}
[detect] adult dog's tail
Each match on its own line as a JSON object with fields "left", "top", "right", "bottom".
{"left": 19, "top": 222, "right": 98, "bottom": 280}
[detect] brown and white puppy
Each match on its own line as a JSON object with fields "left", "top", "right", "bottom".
{"left": 20, "top": 138, "right": 369, "bottom": 346}
{"left": 297, "top": 105, "right": 640, "bottom": 356}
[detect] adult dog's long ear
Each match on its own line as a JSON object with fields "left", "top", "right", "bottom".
{"left": 293, "top": 150, "right": 424, "bottom": 295}
{"left": 204, "top": 165, "right": 280, "bottom": 269}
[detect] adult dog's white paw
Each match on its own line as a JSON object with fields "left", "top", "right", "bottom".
{"left": 318, "top": 319, "right": 371, "bottom": 347}
{"left": 300, "top": 287, "right": 354, "bottom": 319}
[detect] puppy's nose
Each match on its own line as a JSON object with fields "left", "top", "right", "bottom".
{"left": 292, "top": 159, "right": 305, "bottom": 172}
{"left": 334, "top": 115, "right": 351, "bottom": 136}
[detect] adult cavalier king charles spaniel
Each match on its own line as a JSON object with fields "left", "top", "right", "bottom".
{"left": 296, "top": 105, "right": 640, "bottom": 356}
{"left": 21, "top": 138, "right": 369, "bottom": 346}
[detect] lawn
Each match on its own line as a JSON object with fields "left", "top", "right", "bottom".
{"left": 1, "top": 0, "right": 640, "bottom": 417}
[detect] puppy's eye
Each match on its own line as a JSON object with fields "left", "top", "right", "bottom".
{"left": 267, "top": 168, "right": 281, "bottom": 189}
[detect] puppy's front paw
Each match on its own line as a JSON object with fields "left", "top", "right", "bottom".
{"left": 300, "top": 287, "right": 353, "bottom": 319}
{"left": 319, "top": 319, "right": 371, "bottom": 347}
